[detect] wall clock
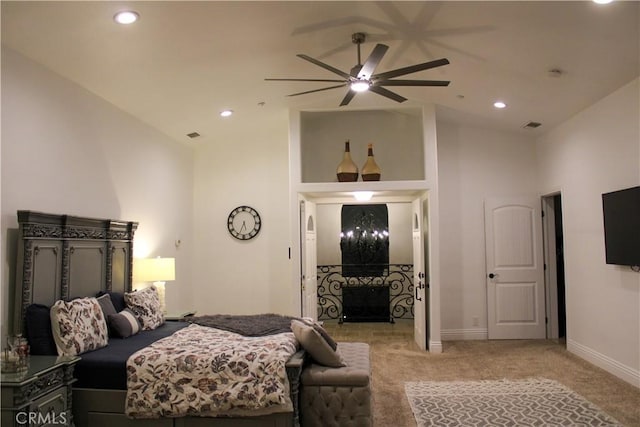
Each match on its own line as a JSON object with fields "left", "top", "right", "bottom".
{"left": 227, "top": 206, "right": 261, "bottom": 240}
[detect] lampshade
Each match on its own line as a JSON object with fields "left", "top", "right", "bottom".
{"left": 134, "top": 257, "right": 175, "bottom": 282}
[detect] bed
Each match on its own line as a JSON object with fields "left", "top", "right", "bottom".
{"left": 11, "top": 211, "right": 306, "bottom": 427}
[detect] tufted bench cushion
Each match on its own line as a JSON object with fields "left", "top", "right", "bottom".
{"left": 300, "top": 342, "right": 371, "bottom": 427}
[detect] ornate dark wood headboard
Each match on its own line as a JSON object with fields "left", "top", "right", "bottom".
{"left": 13, "top": 210, "right": 138, "bottom": 334}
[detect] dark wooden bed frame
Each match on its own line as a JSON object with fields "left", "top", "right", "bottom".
{"left": 12, "top": 210, "right": 305, "bottom": 427}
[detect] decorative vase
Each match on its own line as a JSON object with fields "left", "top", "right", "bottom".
{"left": 336, "top": 140, "right": 359, "bottom": 182}
{"left": 361, "top": 143, "right": 381, "bottom": 181}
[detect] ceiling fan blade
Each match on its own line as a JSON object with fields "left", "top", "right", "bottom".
{"left": 376, "top": 79, "right": 450, "bottom": 87}
{"left": 369, "top": 86, "right": 407, "bottom": 103}
{"left": 287, "top": 84, "right": 347, "bottom": 97}
{"left": 339, "top": 90, "right": 357, "bottom": 106}
{"left": 372, "top": 58, "right": 450, "bottom": 81}
{"left": 297, "top": 54, "right": 351, "bottom": 79}
{"left": 265, "top": 78, "right": 347, "bottom": 83}
{"left": 357, "top": 44, "right": 389, "bottom": 79}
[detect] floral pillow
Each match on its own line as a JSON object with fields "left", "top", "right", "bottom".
{"left": 50, "top": 297, "right": 109, "bottom": 356}
{"left": 125, "top": 285, "right": 164, "bottom": 330}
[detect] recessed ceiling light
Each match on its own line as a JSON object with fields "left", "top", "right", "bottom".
{"left": 593, "top": 0, "right": 613, "bottom": 4}
{"left": 493, "top": 101, "right": 507, "bottom": 109}
{"left": 114, "top": 11, "right": 139, "bottom": 25}
{"left": 220, "top": 110, "right": 233, "bottom": 117}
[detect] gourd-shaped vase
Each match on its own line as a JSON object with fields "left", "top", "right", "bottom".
{"left": 336, "top": 140, "right": 359, "bottom": 182}
{"left": 361, "top": 143, "right": 381, "bottom": 181}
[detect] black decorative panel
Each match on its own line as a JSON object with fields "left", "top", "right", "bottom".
{"left": 317, "top": 264, "right": 414, "bottom": 322}
{"left": 340, "top": 204, "right": 389, "bottom": 277}
{"left": 343, "top": 286, "right": 390, "bottom": 322}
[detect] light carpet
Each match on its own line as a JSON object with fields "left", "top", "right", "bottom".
{"left": 405, "top": 378, "right": 622, "bottom": 426}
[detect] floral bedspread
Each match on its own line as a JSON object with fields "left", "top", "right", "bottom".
{"left": 125, "top": 324, "right": 298, "bottom": 419}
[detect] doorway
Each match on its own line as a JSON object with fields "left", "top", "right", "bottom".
{"left": 299, "top": 193, "right": 433, "bottom": 351}
{"left": 542, "top": 193, "right": 567, "bottom": 341}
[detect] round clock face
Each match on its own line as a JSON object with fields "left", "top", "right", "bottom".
{"left": 227, "top": 206, "right": 261, "bottom": 240}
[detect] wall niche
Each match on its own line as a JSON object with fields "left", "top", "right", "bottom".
{"left": 300, "top": 109, "right": 424, "bottom": 183}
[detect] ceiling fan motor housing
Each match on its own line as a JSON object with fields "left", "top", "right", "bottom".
{"left": 352, "top": 32, "right": 366, "bottom": 44}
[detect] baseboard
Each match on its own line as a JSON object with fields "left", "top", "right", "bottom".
{"left": 567, "top": 338, "right": 640, "bottom": 388}
{"left": 428, "top": 339, "right": 443, "bottom": 354}
{"left": 441, "top": 328, "right": 488, "bottom": 341}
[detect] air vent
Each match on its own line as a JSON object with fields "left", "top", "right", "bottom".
{"left": 187, "top": 132, "right": 201, "bottom": 139}
{"left": 522, "top": 121, "right": 542, "bottom": 129}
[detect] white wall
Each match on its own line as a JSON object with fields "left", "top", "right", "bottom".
{"left": 536, "top": 78, "right": 640, "bottom": 387}
{"left": 191, "top": 108, "right": 293, "bottom": 315}
{"left": 300, "top": 109, "right": 424, "bottom": 182}
{"left": 436, "top": 122, "right": 538, "bottom": 339}
{"left": 1, "top": 48, "right": 195, "bottom": 337}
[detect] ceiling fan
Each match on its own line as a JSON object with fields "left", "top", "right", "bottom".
{"left": 265, "top": 32, "right": 450, "bottom": 106}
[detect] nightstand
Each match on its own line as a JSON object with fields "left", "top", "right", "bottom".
{"left": 1, "top": 355, "right": 79, "bottom": 427}
{"left": 165, "top": 310, "right": 197, "bottom": 321}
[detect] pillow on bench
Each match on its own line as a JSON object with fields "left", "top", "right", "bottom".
{"left": 291, "top": 319, "right": 345, "bottom": 367}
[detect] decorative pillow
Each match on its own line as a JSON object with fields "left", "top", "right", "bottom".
{"left": 96, "top": 293, "right": 117, "bottom": 319}
{"left": 24, "top": 304, "right": 57, "bottom": 355}
{"left": 50, "top": 297, "right": 109, "bottom": 356}
{"left": 299, "top": 317, "right": 338, "bottom": 351}
{"left": 96, "top": 291, "right": 126, "bottom": 313}
{"left": 124, "top": 285, "right": 164, "bottom": 330}
{"left": 291, "top": 319, "right": 345, "bottom": 367}
{"left": 108, "top": 309, "right": 141, "bottom": 338}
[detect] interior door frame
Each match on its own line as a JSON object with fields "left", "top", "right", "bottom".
{"left": 412, "top": 197, "right": 427, "bottom": 350}
{"left": 299, "top": 197, "right": 318, "bottom": 320}
{"left": 292, "top": 190, "right": 442, "bottom": 353}
{"left": 542, "top": 192, "right": 566, "bottom": 340}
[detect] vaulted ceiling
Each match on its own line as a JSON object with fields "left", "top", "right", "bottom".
{"left": 2, "top": 1, "right": 638, "bottom": 144}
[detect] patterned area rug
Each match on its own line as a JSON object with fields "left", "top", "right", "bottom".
{"left": 405, "top": 378, "right": 621, "bottom": 426}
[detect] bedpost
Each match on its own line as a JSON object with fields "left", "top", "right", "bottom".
{"left": 285, "top": 349, "right": 308, "bottom": 427}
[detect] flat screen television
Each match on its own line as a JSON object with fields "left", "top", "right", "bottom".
{"left": 602, "top": 186, "right": 640, "bottom": 267}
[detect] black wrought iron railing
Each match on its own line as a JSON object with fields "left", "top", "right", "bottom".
{"left": 316, "top": 264, "right": 414, "bottom": 321}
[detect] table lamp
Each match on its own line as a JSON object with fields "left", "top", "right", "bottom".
{"left": 133, "top": 257, "right": 175, "bottom": 313}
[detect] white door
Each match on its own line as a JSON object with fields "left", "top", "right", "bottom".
{"left": 485, "top": 197, "right": 545, "bottom": 339}
{"left": 301, "top": 200, "right": 318, "bottom": 320}
{"left": 412, "top": 198, "right": 427, "bottom": 350}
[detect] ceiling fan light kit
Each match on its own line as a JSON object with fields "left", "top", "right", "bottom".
{"left": 350, "top": 80, "right": 370, "bottom": 92}
{"left": 266, "top": 32, "right": 450, "bottom": 106}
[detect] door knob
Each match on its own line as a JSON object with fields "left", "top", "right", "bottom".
{"left": 488, "top": 273, "right": 496, "bottom": 279}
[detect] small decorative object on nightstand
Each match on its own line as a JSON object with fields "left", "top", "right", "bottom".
{"left": 165, "top": 310, "right": 197, "bottom": 321}
{"left": 1, "top": 355, "right": 79, "bottom": 427}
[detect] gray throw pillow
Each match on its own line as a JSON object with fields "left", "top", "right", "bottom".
{"left": 299, "top": 317, "right": 338, "bottom": 351}
{"left": 291, "top": 319, "right": 345, "bottom": 367}
{"left": 108, "top": 309, "right": 141, "bottom": 338}
{"left": 96, "top": 293, "right": 117, "bottom": 318}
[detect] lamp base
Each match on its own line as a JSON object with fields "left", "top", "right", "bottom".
{"left": 153, "top": 281, "right": 167, "bottom": 314}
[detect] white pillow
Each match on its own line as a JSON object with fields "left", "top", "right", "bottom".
{"left": 50, "top": 297, "right": 108, "bottom": 356}
{"left": 125, "top": 285, "right": 164, "bottom": 330}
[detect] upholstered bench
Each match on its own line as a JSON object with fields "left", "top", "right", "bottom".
{"left": 299, "top": 342, "right": 372, "bottom": 427}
